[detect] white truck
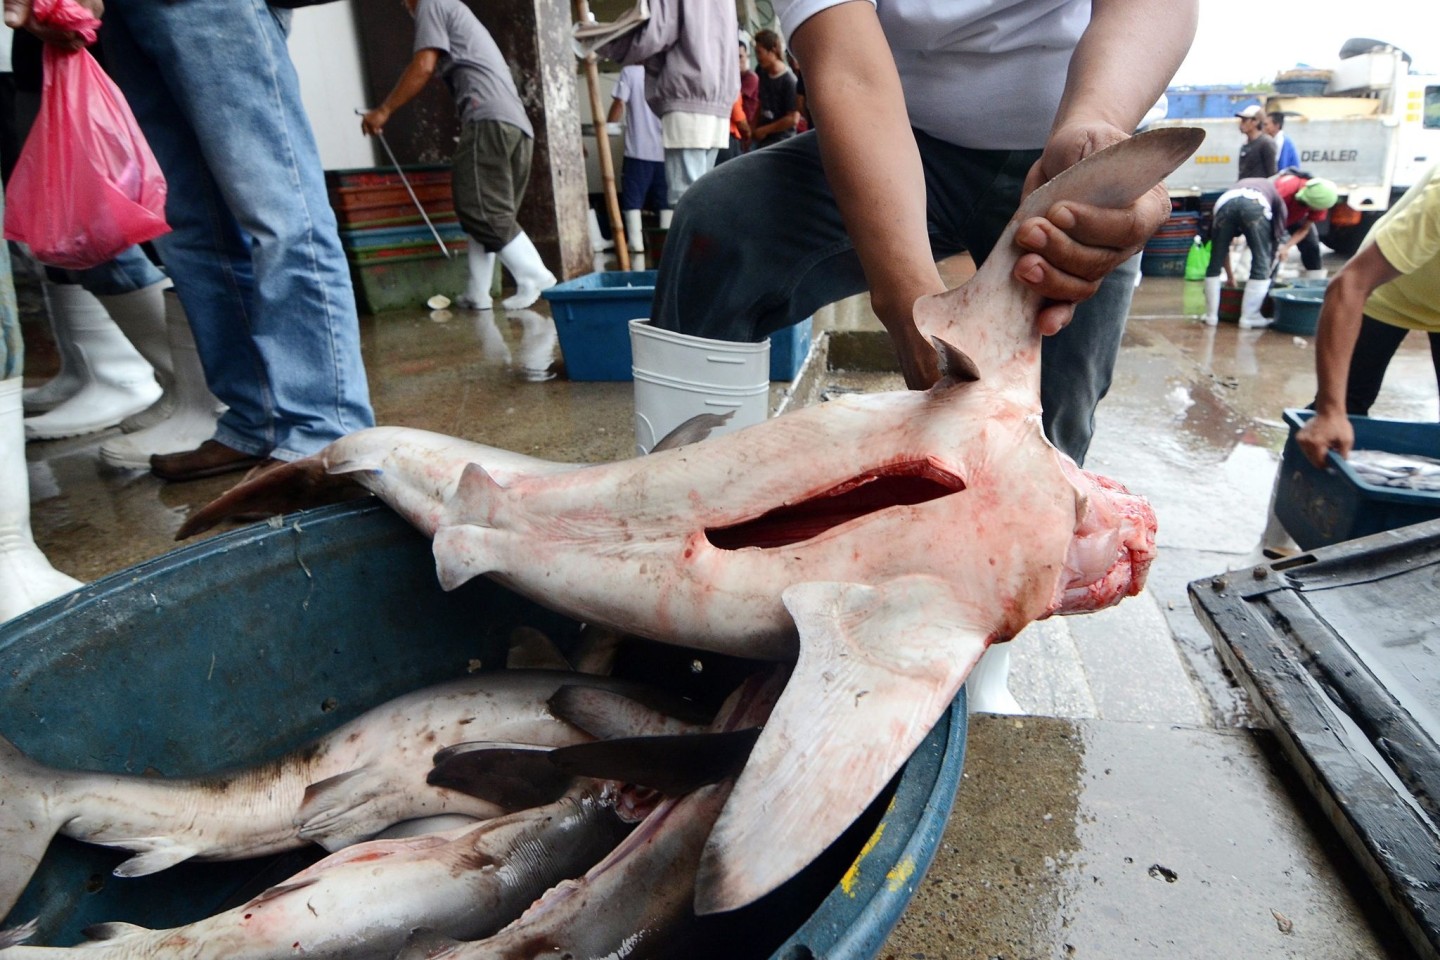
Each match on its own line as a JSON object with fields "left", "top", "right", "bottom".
{"left": 1152, "top": 40, "right": 1440, "bottom": 255}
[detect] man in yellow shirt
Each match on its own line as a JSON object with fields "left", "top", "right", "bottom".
{"left": 1296, "top": 165, "right": 1440, "bottom": 468}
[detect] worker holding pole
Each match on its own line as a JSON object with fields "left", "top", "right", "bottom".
{"left": 363, "top": 0, "right": 558, "bottom": 312}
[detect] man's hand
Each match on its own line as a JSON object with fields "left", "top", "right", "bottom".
{"left": 1296, "top": 410, "right": 1353, "bottom": 469}
{"left": 360, "top": 107, "right": 390, "bottom": 137}
{"left": 1013, "top": 120, "right": 1172, "bottom": 335}
{"left": 4, "top": 0, "right": 103, "bottom": 49}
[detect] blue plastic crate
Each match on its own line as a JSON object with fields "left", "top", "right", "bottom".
{"left": 769, "top": 316, "right": 813, "bottom": 380}
{"left": 541, "top": 270, "right": 657, "bottom": 381}
{"left": 1276, "top": 409, "right": 1440, "bottom": 550}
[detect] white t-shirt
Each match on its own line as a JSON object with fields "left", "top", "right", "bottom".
{"left": 612, "top": 65, "right": 665, "bottom": 162}
{"left": 774, "top": 0, "right": 1089, "bottom": 150}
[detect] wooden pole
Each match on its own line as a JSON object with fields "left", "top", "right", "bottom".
{"left": 574, "top": 0, "right": 630, "bottom": 270}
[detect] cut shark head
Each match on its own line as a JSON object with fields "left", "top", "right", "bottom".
{"left": 187, "top": 128, "right": 1203, "bottom": 917}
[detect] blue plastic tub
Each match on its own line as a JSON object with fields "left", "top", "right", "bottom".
{"left": 1276, "top": 409, "right": 1440, "bottom": 550}
{"left": 0, "top": 500, "right": 966, "bottom": 957}
{"left": 543, "top": 271, "right": 813, "bottom": 384}
{"left": 1269, "top": 288, "right": 1325, "bottom": 335}
{"left": 542, "top": 270, "right": 658, "bottom": 381}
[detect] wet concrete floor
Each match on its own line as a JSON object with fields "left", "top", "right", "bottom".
{"left": 17, "top": 253, "right": 1440, "bottom": 958}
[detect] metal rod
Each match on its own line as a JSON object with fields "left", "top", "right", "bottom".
{"left": 359, "top": 110, "right": 453, "bottom": 260}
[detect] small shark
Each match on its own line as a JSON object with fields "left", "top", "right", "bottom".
{"left": 182, "top": 127, "right": 1202, "bottom": 915}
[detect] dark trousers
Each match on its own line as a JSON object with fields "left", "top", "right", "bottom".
{"left": 1346, "top": 315, "right": 1440, "bottom": 416}
{"left": 650, "top": 129, "right": 1138, "bottom": 465}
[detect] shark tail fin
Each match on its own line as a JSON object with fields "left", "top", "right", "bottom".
{"left": 0, "top": 737, "right": 69, "bottom": 922}
{"left": 176, "top": 454, "right": 368, "bottom": 540}
{"left": 694, "top": 575, "right": 992, "bottom": 915}
{"left": 432, "top": 462, "right": 508, "bottom": 592}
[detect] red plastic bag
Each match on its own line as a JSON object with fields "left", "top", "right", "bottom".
{"left": 3, "top": 0, "right": 169, "bottom": 270}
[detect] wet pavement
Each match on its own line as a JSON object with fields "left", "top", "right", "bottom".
{"left": 17, "top": 253, "right": 1440, "bottom": 958}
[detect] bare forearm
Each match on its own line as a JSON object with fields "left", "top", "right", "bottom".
{"left": 791, "top": 5, "right": 943, "bottom": 387}
{"left": 1051, "top": 0, "right": 1197, "bottom": 136}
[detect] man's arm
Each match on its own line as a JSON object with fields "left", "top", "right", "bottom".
{"left": 4, "top": 0, "right": 103, "bottom": 49}
{"left": 361, "top": 49, "right": 441, "bottom": 136}
{"left": 1016, "top": 0, "right": 1198, "bottom": 333}
{"left": 1296, "top": 243, "right": 1403, "bottom": 467}
{"left": 788, "top": 3, "right": 944, "bottom": 388}
{"left": 607, "top": 98, "right": 625, "bottom": 124}
{"left": 1278, "top": 220, "right": 1312, "bottom": 263}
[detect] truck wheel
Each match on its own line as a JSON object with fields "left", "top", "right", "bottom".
{"left": 1321, "top": 219, "right": 1374, "bottom": 258}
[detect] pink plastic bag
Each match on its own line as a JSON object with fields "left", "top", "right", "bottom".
{"left": 3, "top": 0, "right": 169, "bottom": 270}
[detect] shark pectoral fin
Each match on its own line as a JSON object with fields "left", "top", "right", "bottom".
{"left": 245, "top": 878, "right": 321, "bottom": 907}
{"left": 930, "top": 335, "right": 981, "bottom": 385}
{"left": 295, "top": 768, "right": 392, "bottom": 852}
{"left": 176, "top": 456, "right": 367, "bottom": 541}
{"left": 433, "top": 462, "right": 508, "bottom": 592}
{"left": 695, "top": 575, "right": 992, "bottom": 915}
{"left": 427, "top": 742, "right": 574, "bottom": 810}
{"left": 108, "top": 839, "right": 202, "bottom": 878}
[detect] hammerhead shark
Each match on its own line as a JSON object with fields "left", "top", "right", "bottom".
{"left": 180, "top": 127, "right": 1203, "bottom": 915}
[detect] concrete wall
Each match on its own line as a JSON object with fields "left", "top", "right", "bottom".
{"left": 288, "top": 1, "right": 377, "bottom": 171}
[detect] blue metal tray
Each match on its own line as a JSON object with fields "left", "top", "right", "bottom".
{"left": 0, "top": 500, "right": 966, "bottom": 957}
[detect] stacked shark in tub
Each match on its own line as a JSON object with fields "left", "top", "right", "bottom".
{"left": 181, "top": 127, "right": 1204, "bottom": 915}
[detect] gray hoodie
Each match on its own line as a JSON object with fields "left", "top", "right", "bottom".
{"left": 597, "top": 0, "right": 739, "bottom": 120}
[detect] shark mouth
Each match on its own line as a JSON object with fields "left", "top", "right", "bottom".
{"left": 705, "top": 460, "right": 965, "bottom": 550}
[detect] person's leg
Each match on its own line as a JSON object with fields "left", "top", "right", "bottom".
{"left": 1296, "top": 224, "right": 1323, "bottom": 274}
{"left": 1344, "top": 314, "right": 1411, "bottom": 415}
{"left": 104, "top": 0, "right": 373, "bottom": 462}
{"left": 452, "top": 122, "right": 507, "bottom": 309}
{"left": 0, "top": 189, "right": 82, "bottom": 621}
{"left": 663, "top": 147, "right": 719, "bottom": 209}
{"left": 1203, "top": 205, "right": 1239, "bottom": 325}
{"left": 494, "top": 127, "right": 555, "bottom": 310}
{"left": 618, "top": 155, "right": 647, "bottom": 254}
{"left": 1237, "top": 203, "right": 1273, "bottom": 328}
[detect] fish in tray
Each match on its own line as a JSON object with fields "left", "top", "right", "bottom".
{"left": 0, "top": 671, "right": 693, "bottom": 922}
{"left": 0, "top": 784, "right": 634, "bottom": 960}
{"left": 180, "top": 127, "right": 1203, "bottom": 914}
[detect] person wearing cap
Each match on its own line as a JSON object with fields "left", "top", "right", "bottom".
{"left": 1275, "top": 173, "right": 1338, "bottom": 279}
{"left": 1236, "top": 104, "right": 1277, "bottom": 179}
{"left": 1295, "top": 163, "right": 1440, "bottom": 468}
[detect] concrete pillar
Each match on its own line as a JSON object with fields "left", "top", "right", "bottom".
{"left": 484, "top": 0, "right": 590, "bottom": 279}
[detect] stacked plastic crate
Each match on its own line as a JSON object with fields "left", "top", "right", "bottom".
{"left": 326, "top": 166, "right": 469, "bottom": 314}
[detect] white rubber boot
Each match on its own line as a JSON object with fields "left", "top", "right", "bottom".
{"left": 965, "top": 644, "right": 1022, "bottom": 715}
{"left": 658, "top": 209, "right": 673, "bottom": 229}
{"left": 1304, "top": 268, "right": 1328, "bottom": 280}
{"left": 623, "top": 209, "right": 645, "bottom": 253}
{"left": 21, "top": 281, "right": 94, "bottom": 413}
{"left": 99, "top": 290, "right": 224, "bottom": 468}
{"left": 22, "top": 291, "right": 161, "bottom": 440}
{"left": 498, "top": 231, "right": 557, "bottom": 311}
{"left": 1238, "top": 277, "right": 1272, "bottom": 329}
{"left": 1, "top": 377, "right": 83, "bottom": 622}
{"left": 587, "top": 209, "right": 614, "bottom": 252}
{"left": 1202, "top": 276, "right": 1222, "bottom": 326}
{"left": 94, "top": 280, "right": 174, "bottom": 433}
{"left": 458, "top": 239, "right": 495, "bottom": 310}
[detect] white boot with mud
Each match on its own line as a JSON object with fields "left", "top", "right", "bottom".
{"left": 457, "top": 239, "right": 495, "bottom": 310}
{"left": 22, "top": 291, "right": 161, "bottom": 440}
{"left": 95, "top": 280, "right": 174, "bottom": 433}
{"left": 22, "top": 282, "right": 96, "bottom": 414}
{"left": 0, "top": 378, "right": 83, "bottom": 622}
{"left": 498, "top": 231, "right": 557, "bottom": 311}
{"left": 1202, "top": 275, "right": 1222, "bottom": 326}
{"left": 1237, "top": 277, "right": 1272, "bottom": 329}
{"left": 100, "top": 290, "right": 224, "bottom": 468}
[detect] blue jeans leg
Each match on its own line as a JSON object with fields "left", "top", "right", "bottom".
{"left": 66, "top": 245, "right": 168, "bottom": 296}
{"left": 101, "top": 0, "right": 373, "bottom": 460}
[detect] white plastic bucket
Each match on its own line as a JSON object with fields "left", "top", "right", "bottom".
{"left": 629, "top": 319, "right": 770, "bottom": 455}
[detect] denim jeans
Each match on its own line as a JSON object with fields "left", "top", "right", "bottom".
{"left": 1207, "top": 197, "right": 1274, "bottom": 281}
{"left": 100, "top": 0, "right": 374, "bottom": 460}
{"left": 651, "top": 130, "right": 1137, "bottom": 464}
{"left": 1, "top": 189, "right": 19, "bottom": 381}
{"left": 61, "top": 245, "right": 168, "bottom": 296}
